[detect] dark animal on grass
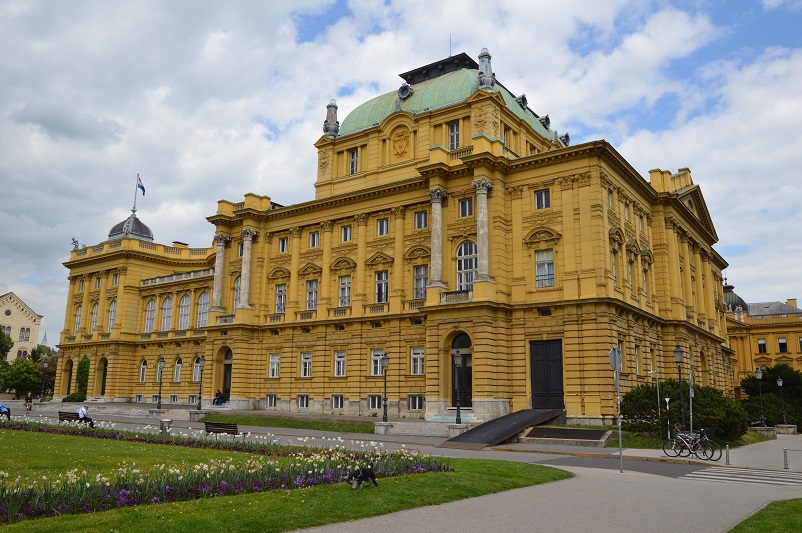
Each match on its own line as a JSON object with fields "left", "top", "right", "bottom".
{"left": 346, "top": 464, "right": 378, "bottom": 489}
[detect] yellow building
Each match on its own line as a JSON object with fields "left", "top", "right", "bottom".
{"left": 724, "top": 283, "right": 802, "bottom": 395}
{"left": 56, "top": 49, "right": 734, "bottom": 423}
{"left": 1, "top": 291, "right": 42, "bottom": 361}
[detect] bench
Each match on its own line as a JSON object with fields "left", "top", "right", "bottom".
{"left": 58, "top": 411, "right": 80, "bottom": 423}
{"left": 203, "top": 421, "right": 246, "bottom": 437}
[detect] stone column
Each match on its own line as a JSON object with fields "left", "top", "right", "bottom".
{"left": 237, "top": 229, "right": 257, "bottom": 309}
{"left": 355, "top": 214, "right": 368, "bottom": 309}
{"left": 472, "top": 178, "right": 493, "bottom": 281}
{"left": 321, "top": 222, "right": 333, "bottom": 307}
{"left": 427, "top": 189, "right": 447, "bottom": 288}
{"left": 211, "top": 235, "right": 230, "bottom": 311}
{"left": 391, "top": 206, "right": 406, "bottom": 311}
{"left": 289, "top": 227, "right": 302, "bottom": 312}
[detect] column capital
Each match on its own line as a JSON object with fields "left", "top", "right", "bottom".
{"left": 240, "top": 229, "right": 258, "bottom": 241}
{"left": 472, "top": 178, "right": 493, "bottom": 194}
{"left": 214, "top": 234, "right": 230, "bottom": 246}
{"left": 428, "top": 188, "right": 447, "bottom": 204}
{"left": 392, "top": 206, "right": 406, "bottom": 219}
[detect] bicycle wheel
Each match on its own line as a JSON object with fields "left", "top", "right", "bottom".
{"left": 707, "top": 440, "right": 722, "bottom": 462}
{"left": 663, "top": 439, "right": 680, "bottom": 457}
{"left": 677, "top": 438, "right": 691, "bottom": 457}
{"left": 695, "top": 441, "right": 714, "bottom": 460}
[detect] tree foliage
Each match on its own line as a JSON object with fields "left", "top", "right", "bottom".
{"left": 1, "top": 357, "right": 42, "bottom": 398}
{"left": 740, "top": 364, "right": 802, "bottom": 427}
{"left": 76, "top": 356, "right": 90, "bottom": 395}
{"left": 0, "top": 330, "right": 13, "bottom": 361}
{"left": 30, "top": 344, "right": 56, "bottom": 363}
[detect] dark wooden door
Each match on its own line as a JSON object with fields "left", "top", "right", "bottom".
{"left": 223, "top": 364, "right": 232, "bottom": 402}
{"left": 452, "top": 354, "right": 472, "bottom": 408}
{"left": 531, "top": 340, "right": 564, "bottom": 409}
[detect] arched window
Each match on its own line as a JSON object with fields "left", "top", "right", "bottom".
{"left": 19, "top": 328, "right": 25, "bottom": 341}
{"left": 196, "top": 292, "right": 209, "bottom": 328}
{"left": 456, "top": 241, "right": 477, "bottom": 291}
{"left": 161, "top": 297, "right": 173, "bottom": 331}
{"left": 139, "top": 360, "right": 147, "bottom": 382}
{"left": 174, "top": 357, "right": 183, "bottom": 382}
{"left": 90, "top": 303, "right": 99, "bottom": 332}
{"left": 144, "top": 299, "right": 156, "bottom": 333}
{"left": 233, "top": 276, "right": 241, "bottom": 308}
{"left": 193, "top": 357, "right": 203, "bottom": 381}
{"left": 107, "top": 300, "right": 117, "bottom": 331}
{"left": 74, "top": 306, "right": 83, "bottom": 335}
{"left": 178, "top": 295, "right": 190, "bottom": 330}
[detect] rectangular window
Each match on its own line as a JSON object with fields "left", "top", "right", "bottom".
{"left": 332, "top": 394, "right": 344, "bottom": 409}
{"left": 409, "top": 395, "right": 424, "bottom": 410}
{"left": 411, "top": 346, "right": 424, "bottom": 375}
{"left": 612, "top": 251, "right": 618, "bottom": 286}
{"left": 371, "top": 348, "right": 385, "bottom": 376}
{"left": 309, "top": 231, "right": 319, "bottom": 248}
{"left": 338, "top": 276, "right": 351, "bottom": 307}
{"left": 169, "top": 394, "right": 178, "bottom": 403}
{"left": 535, "top": 189, "right": 550, "bottom": 210}
{"left": 174, "top": 361, "right": 182, "bottom": 382}
{"left": 265, "top": 394, "right": 277, "bottom": 408}
{"left": 135, "top": 394, "right": 143, "bottom": 403}
{"left": 413, "top": 265, "right": 428, "bottom": 299}
{"left": 275, "top": 284, "right": 286, "bottom": 314}
{"left": 79, "top": 280, "right": 85, "bottom": 291}
{"left": 414, "top": 210, "right": 428, "bottom": 229}
{"left": 297, "top": 395, "right": 309, "bottom": 409}
{"left": 113, "top": 273, "right": 119, "bottom": 285}
{"left": 237, "top": 242, "right": 244, "bottom": 256}
{"left": 758, "top": 338, "right": 766, "bottom": 354}
{"left": 278, "top": 237, "right": 288, "bottom": 253}
{"left": 459, "top": 198, "right": 473, "bottom": 217}
{"left": 799, "top": 337, "right": 802, "bottom": 353}
{"left": 608, "top": 190, "right": 614, "bottom": 208}
{"left": 536, "top": 249, "right": 555, "bottom": 288}
{"left": 375, "top": 271, "right": 388, "bottom": 304}
{"left": 139, "top": 363, "right": 147, "bottom": 383}
{"left": 341, "top": 225, "right": 352, "bottom": 242}
{"left": 188, "top": 394, "right": 197, "bottom": 405}
{"left": 624, "top": 204, "right": 630, "bottom": 221}
{"left": 306, "top": 280, "right": 318, "bottom": 310}
{"left": 96, "top": 277, "right": 101, "bottom": 289}
{"left": 634, "top": 345, "right": 640, "bottom": 375}
{"left": 639, "top": 215, "right": 644, "bottom": 232}
{"left": 269, "top": 353, "right": 280, "bottom": 378}
{"left": 377, "top": 218, "right": 389, "bottom": 236}
{"left": 349, "top": 149, "right": 358, "bottom": 174}
{"left": 301, "top": 352, "right": 312, "bottom": 378}
{"left": 779, "top": 337, "right": 788, "bottom": 353}
{"left": 368, "top": 394, "right": 382, "bottom": 410}
{"left": 628, "top": 262, "right": 635, "bottom": 295}
{"left": 448, "top": 121, "right": 459, "bottom": 150}
{"left": 334, "top": 350, "right": 346, "bottom": 377}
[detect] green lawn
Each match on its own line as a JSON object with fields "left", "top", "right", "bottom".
{"left": 728, "top": 499, "right": 802, "bottom": 532}
{"left": 0, "top": 428, "right": 572, "bottom": 532}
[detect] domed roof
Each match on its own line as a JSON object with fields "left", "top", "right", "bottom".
{"left": 723, "top": 283, "right": 748, "bottom": 313}
{"left": 107, "top": 210, "right": 154, "bottom": 242}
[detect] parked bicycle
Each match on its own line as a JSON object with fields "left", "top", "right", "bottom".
{"left": 663, "top": 425, "right": 720, "bottom": 460}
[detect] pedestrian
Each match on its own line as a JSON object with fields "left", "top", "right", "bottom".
{"left": 213, "top": 390, "right": 224, "bottom": 405}
{"left": 25, "top": 392, "right": 33, "bottom": 412}
{"left": 77, "top": 405, "right": 94, "bottom": 428}
{"left": 0, "top": 402, "right": 10, "bottom": 421}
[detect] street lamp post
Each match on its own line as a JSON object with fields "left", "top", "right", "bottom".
{"left": 380, "top": 352, "right": 390, "bottom": 422}
{"left": 40, "top": 358, "right": 49, "bottom": 402}
{"left": 665, "top": 396, "right": 670, "bottom": 440}
{"left": 196, "top": 356, "right": 206, "bottom": 410}
{"left": 778, "top": 376, "right": 787, "bottom": 425}
{"left": 453, "top": 350, "right": 463, "bottom": 424}
{"left": 674, "top": 344, "right": 686, "bottom": 430}
{"left": 755, "top": 367, "right": 766, "bottom": 427}
{"left": 157, "top": 357, "right": 165, "bottom": 409}
{"left": 649, "top": 370, "right": 661, "bottom": 422}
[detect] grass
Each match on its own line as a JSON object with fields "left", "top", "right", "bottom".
{"left": 605, "top": 428, "right": 774, "bottom": 449}
{"left": 200, "top": 413, "right": 375, "bottom": 434}
{"left": 728, "top": 499, "right": 802, "bottom": 532}
{"left": 0, "top": 428, "right": 572, "bottom": 532}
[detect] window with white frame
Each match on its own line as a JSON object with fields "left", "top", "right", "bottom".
{"left": 188, "top": 394, "right": 197, "bottom": 404}
{"left": 634, "top": 346, "right": 640, "bottom": 375}
{"left": 624, "top": 204, "right": 630, "bottom": 221}
{"left": 448, "top": 121, "right": 459, "bottom": 150}
{"left": 96, "top": 277, "right": 102, "bottom": 289}
{"left": 269, "top": 353, "right": 280, "bottom": 378}
{"left": 415, "top": 210, "right": 428, "bottom": 229}
{"left": 348, "top": 149, "right": 358, "bottom": 174}
{"left": 90, "top": 303, "right": 98, "bottom": 332}
{"left": 535, "top": 189, "right": 550, "bottom": 210}
{"left": 758, "top": 338, "right": 766, "bottom": 353}
{"left": 779, "top": 337, "right": 788, "bottom": 353}
{"left": 456, "top": 241, "right": 477, "bottom": 291}
{"left": 375, "top": 271, "right": 388, "bottom": 303}
{"left": 334, "top": 350, "right": 346, "bottom": 377}
{"left": 411, "top": 346, "right": 424, "bottom": 375}
{"left": 107, "top": 300, "right": 117, "bottom": 332}
{"left": 297, "top": 394, "right": 309, "bottom": 409}
{"left": 174, "top": 358, "right": 182, "bottom": 382}
{"left": 278, "top": 237, "right": 288, "bottom": 253}
{"left": 377, "top": 218, "right": 389, "bottom": 236}
{"left": 237, "top": 242, "right": 244, "bottom": 256}
{"left": 628, "top": 262, "right": 635, "bottom": 295}
{"left": 535, "top": 249, "right": 554, "bottom": 288}
{"left": 139, "top": 360, "right": 147, "bottom": 383}
{"left": 413, "top": 265, "right": 428, "bottom": 299}
{"left": 79, "top": 279, "right": 85, "bottom": 291}
{"left": 301, "top": 352, "right": 312, "bottom": 377}
{"left": 371, "top": 348, "right": 385, "bottom": 376}
{"left": 608, "top": 190, "right": 614, "bottom": 208}
{"left": 306, "top": 280, "right": 318, "bottom": 310}
{"left": 74, "top": 305, "right": 82, "bottom": 334}
{"left": 113, "top": 273, "right": 119, "bottom": 285}
{"left": 611, "top": 251, "right": 619, "bottom": 286}
{"left": 275, "top": 284, "right": 286, "bottom": 313}
{"left": 178, "top": 295, "right": 190, "bottom": 330}
{"left": 332, "top": 394, "right": 344, "bottom": 409}
{"left": 169, "top": 394, "right": 178, "bottom": 403}
{"left": 341, "top": 224, "right": 352, "bottom": 242}
{"left": 265, "top": 394, "right": 276, "bottom": 408}
{"left": 459, "top": 198, "right": 473, "bottom": 217}
{"left": 233, "top": 277, "right": 241, "bottom": 308}
{"left": 145, "top": 299, "right": 157, "bottom": 332}
{"left": 196, "top": 292, "right": 209, "bottom": 327}
{"left": 135, "top": 394, "right": 143, "bottom": 403}
{"left": 309, "top": 231, "right": 319, "bottom": 248}
{"left": 368, "top": 395, "right": 382, "bottom": 410}
{"left": 409, "top": 395, "right": 424, "bottom": 410}
{"left": 338, "top": 276, "right": 351, "bottom": 307}
{"left": 192, "top": 357, "right": 202, "bottom": 381}
{"left": 161, "top": 297, "right": 173, "bottom": 331}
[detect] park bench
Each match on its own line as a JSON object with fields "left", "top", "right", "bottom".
{"left": 58, "top": 411, "right": 80, "bottom": 423}
{"left": 203, "top": 421, "right": 247, "bottom": 438}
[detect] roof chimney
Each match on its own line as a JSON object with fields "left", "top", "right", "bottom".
{"left": 788, "top": 298, "right": 798, "bottom": 309}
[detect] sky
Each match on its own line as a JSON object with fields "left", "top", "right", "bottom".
{"left": 1, "top": 0, "right": 801, "bottom": 341}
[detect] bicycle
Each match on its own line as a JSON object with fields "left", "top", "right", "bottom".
{"left": 694, "top": 428, "right": 722, "bottom": 462}
{"left": 663, "top": 425, "right": 714, "bottom": 460}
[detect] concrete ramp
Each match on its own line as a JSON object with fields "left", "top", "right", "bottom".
{"left": 437, "top": 409, "right": 563, "bottom": 450}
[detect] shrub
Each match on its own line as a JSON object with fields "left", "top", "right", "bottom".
{"left": 62, "top": 391, "right": 87, "bottom": 403}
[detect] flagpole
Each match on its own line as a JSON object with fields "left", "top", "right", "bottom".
{"left": 133, "top": 174, "right": 139, "bottom": 212}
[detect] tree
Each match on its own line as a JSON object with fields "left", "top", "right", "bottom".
{"left": 31, "top": 344, "right": 56, "bottom": 363}
{"left": 63, "top": 356, "right": 90, "bottom": 402}
{"left": 0, "top": 330, "right": 13, "bottom": 361}
{"left": 1, "top": 357, "right": 42, "bottom": 398}
{"left": 740, "top": 364, "right": 802, "bottom": 427}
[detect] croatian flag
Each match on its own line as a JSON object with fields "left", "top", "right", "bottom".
{"left": 137, "top": 174, "right": 146, "bottom": 196}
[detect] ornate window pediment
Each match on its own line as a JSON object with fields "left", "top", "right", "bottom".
{"left": 268, "top": 267, "right": 291, "bottom": 280}
{"left": 609, "top": 227, "right": 624, "bottom": 252}
{"left": 298, "top": 262, "right": 322, "bottom": 277}
{"left": 524, "top": 226, "right": 561, "bottom": 249}
{"left": 366, "top": 251, "right": 394, "bottom": 269}
{"left": 404, "top": 245, "right": 431, "bottom": 262}
{"left": 640, "top": 249, "right": 654, "bottom": 269}
{"left": 626, "top": 238, "right": 641, "bottom": 262}
{"left": 331, "top": 257, "right": 356, "bottom": 273}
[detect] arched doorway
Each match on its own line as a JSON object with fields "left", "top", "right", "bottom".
{"left": 62, "top": 359, "right": 74, "bottom": 395}
{"left": 222, "top": 348, "right": 233, "bottom": 401}
{"left": 451, "top": 333, "right": 472, "bottom": 408}
{"left": 95, "top": 358, "right": 108, "bottom": 396}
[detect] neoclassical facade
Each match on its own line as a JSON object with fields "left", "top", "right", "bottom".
{"left": 0, "top": 292, "right": 42, "bottom": 361}
{"left": 56, "top": 49, "right": 735, "bottom": 423}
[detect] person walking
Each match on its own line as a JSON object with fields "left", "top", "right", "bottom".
{"left": 25, "top": 392, "right": 33, "bottom": 412}
{"left": 0, "top": 402, "right": 10, "bottom": 421}
{"left": 77, "top": 405, "right": 95, "bottom": 428}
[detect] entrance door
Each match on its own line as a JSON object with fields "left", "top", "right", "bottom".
{"left": 222, "top": 349, "right": 232, "bottom": 401}
{"left": 530, "top": 340, "right": 564, "bottom": 409}
{"left": 451, "top": 333, "right": 473, "bottom": 408}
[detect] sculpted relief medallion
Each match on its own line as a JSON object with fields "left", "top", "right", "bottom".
{"left": 392, "top": 129, "right": 410, "bottom": 158}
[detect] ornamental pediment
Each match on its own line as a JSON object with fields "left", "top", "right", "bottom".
{"left": 404, "top": 246, "right": 431, "bottom": 261}
{"left": 268, "top": 267, "right": 291, "bottom": 280}
{"left": 331, "top": 257, "right": 357, "bottom": 272}
{"left": 524, "top": 226, "right": 562, "bottom": 247}
{"left": 298, "top": 262, "right": 322, "bottom": 276}
{"left": 366, "top": 251, "right": 394, "bottom": 268}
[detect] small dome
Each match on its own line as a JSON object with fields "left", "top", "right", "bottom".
{"left": 723, "top": 283, "right": 748, "bottom": 313}
{"left": 107, "top": 211, "right": 154, "bottom": 242}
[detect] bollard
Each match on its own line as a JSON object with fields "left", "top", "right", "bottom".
{"left": 160, "top": 419, "right": 172, "bottom": 436}
{"left": 725, "top": 445, "right": 730, "bottom": 466}
{"left": 784, "top": 448, "right": 789, "bottom": 470}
